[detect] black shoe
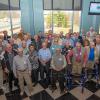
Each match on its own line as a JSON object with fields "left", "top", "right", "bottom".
{"left": 0, "top": 89, "right": 4, "bottom": 95}
{"left": 51, "top": 86, "right": 57, "bottom": 93}
{"left": 9, "top": 88, "right": 12, "bottom": 92}
{"left": 33, "top": 82, "right": 38, "bottom": 87}
{"left": 60, "top": 90, "right": 65, "bottom": 94}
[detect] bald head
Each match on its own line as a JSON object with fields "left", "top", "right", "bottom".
{"left": 56, "top": 48, "right": 61, "bottom": 55}
{"left": 17, "top": 48, "right": 23, "bottom": 56}
{"left": 42, "top": 42, "right": 47, "bottom": 49}
{"left": 6, "top": 44, "right": 12, "bottom": 53}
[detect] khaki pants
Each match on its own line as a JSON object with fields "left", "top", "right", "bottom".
{"left": 0, "top": 68, "right": 3, "bottom": 89}
{"left": 72, "top": 62, "right": 82, "bottom": 74}
{"left": 17, "top": 69, "right": 33, "bottom": 93}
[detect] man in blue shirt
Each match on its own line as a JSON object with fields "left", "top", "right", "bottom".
{"left": 38, "top": 42, "right": 51, "bottom": 85}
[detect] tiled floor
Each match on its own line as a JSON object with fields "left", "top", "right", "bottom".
{"left": 0, "top": 79, "right": 100, "bottom": 100}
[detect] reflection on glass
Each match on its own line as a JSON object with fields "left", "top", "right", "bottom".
{"left": 0, "top": 11, "right": 21, "bottom": 36}
{"left": 11, "top": 11, "right": 21, "bottom": 34}
{"left": 44, "top": 10, "right": 81, "bottom": 34}
{"left": 0, "top": 11, "right": 11, "bottom": 35}
{"left": 53, "top": 11, "right": 72, "bottom": 34}
{"left": 73, "top": 11, "right": 81, "bottom": 32}
{"left": 44, "top": 10, "right": 52, "bottom": 33}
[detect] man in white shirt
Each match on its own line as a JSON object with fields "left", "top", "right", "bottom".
{"left": 13, "top": 48, "right": 33, "bottom": 96}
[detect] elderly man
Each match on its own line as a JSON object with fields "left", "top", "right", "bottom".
{"left": 0, "top": 39, "right": 5, "bottom": 93}
{"left": 38, "top": 42, "right": 51, "bottom": 84}
{"left": 22, "top": 41, "right": 29, "bottom": 55}
{"left": 88, "top": 27, "right": 96, "bottom": 41}
{"left": 13, "top": 48, "right": 33, "bottom": 96}
{"left": 95, "top": 34, "right": 100, "bottom": 76}
{"left": 23, "top": 34, "right": 32, "bottom": 47}
{"left": 3, "top": 30, "right": 10, "bottom": 41}
{"left": 9, "top": 38, "right": 18, "bottom": 52}
{"left": 31, "top": 34, "right": 42, "bottom": 51}
{"left": 2, "top": 44, "right": 18, "bottom": 92}
{"left": 51, "top": 48, "right": 67, "bottom": 93}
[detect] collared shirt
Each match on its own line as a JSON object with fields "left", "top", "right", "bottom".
{"left": 13, "top": 55, "right": 32, "bottom": 77}
{"left": 23, "top": 48, "right": 29, "bottom": 55}
{"left": 51, "top": 53, "right": 67, "bottom": 69}
{"left": 28, "top": 51, "right": 39, "bottom": 70}
{"left": 38, "top": 48, "right": 51, "bottom": 61}
{"left": 26, "top": 39, "right": 31, "bottom": 47}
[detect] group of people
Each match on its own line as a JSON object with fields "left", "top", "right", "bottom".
{"left": 0, "top": 27, "right": 100, "bottom": 96}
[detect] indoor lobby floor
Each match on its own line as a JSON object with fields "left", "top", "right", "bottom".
{"left": 0, "top": 79, "right": 100, "bottom": 100}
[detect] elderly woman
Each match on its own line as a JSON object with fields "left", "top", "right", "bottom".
{"left": 72, "top": 42, "right": 85, "bottom": 75}
{"left": 28, "top": 44, "right": 39, "bottom": 86}
{"left": 0, "top": 39, "right": 5, "bottom": 93}
{"left": 84, "top": 41, "right": 99, "bottom": 71}
{"left": 12, "top": 34, "right": 21, "bottom": 47}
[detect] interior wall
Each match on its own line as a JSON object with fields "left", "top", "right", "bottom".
{"left": 20, "top": 0, "right": 100, "bottom": 35}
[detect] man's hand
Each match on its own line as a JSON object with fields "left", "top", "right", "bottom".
{"left": 95, "top": 59, "right": 99, "bottom": 64}
{"left": 29, "top": 71, "right": 31, "bottom": 76}
{"left": 14, "top": 74, "right": 18, "bottom": 78}
{"left": 4, "top": 68, "right": 9, "bottom": 73}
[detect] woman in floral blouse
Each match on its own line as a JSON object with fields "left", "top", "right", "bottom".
{"left": 28, "top": 44, "right": 39, "bottom": 86}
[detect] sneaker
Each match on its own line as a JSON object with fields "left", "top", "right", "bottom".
{"left": 33, "top": 82, "right": 38, "bottom": 87}
{"left": 30, "top": 91, "right": 34, "bottom": 96}
{"left": 0, "top": 89, "right": 4, "bottom": 95}
{"left": 20, "top": 92, "right": 24, "bottom": 96}
{"left": 60, "top": 90, "right": 65, "bottom": 94}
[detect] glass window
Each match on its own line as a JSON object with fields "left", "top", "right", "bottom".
{"left": 11, "top": 11, "right": 21, "bottom": 34}
{"left": 43, "top": 0, "right": 82, "bottom": 10}
{"left": 10, "top": 0, "right": 20, "bottom": 10}
{"left": 53, "top": 0, "right": 72, "bottom": 10}
{"left": 53, "top": 11, "right": 73, "bottom": 34}
{"left": 43, "top": 0, "right": 52, "bottom": 10}
{"left": 44, "top": 10, "right": 52, "bottom": 33}
{"left": 44, "top": 10, "right": 81, "bottom": 34}
{"left": 74, "top": 0, "right": 82, "bottom": 10}
{"left": 0, "top": 0, "right": 9, "bottom": 10}
{"left": 0, "top": 11, "right": 21, "bottom": 36}
{"left": 0, "top": 11, "right": 11, "bottom": 36}
{"left": 73, "top": 11, "right": 81, "bottom": 32}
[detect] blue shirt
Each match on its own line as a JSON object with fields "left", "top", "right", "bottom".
{"left": 38, "top": 48, "right": 51, "bottom": 61}
{"left": 88, "top": 48, "right": 95, "bottom": 61}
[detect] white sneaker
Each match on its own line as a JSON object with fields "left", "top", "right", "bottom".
{"left": 20, "top": 92, "right": 24, "bottom": 96}
{"left": 30, "top": 91, "right": 34, "bottom": 95}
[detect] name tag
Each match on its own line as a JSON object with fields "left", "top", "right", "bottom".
{"left": 24, "top": 61, "right": 26, "bottom": 65}
{"left": 59, "top": 58, "right": 62, "bottom": 61}
{"left": 52, "top": 47, "right": 54, "bottom": 50}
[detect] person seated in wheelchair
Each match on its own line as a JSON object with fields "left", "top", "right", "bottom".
{"left": 84, "top": 41, "right": 99, "bottom": 79}
{"left": 50, "top": 48, "right": 67, "bottom": 94}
